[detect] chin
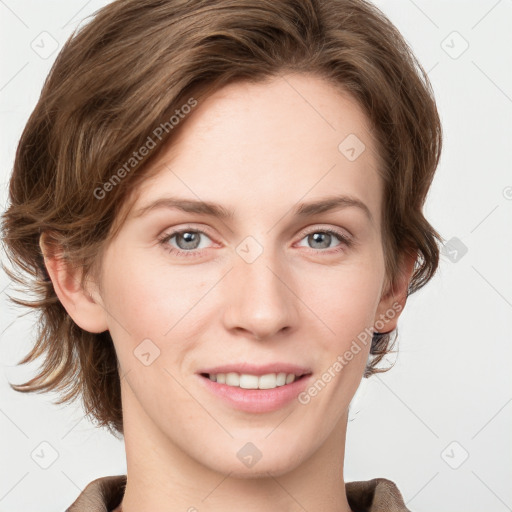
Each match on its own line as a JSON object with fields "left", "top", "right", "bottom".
{"left": 203, "top": 446, "right": 306, "bottom": 479}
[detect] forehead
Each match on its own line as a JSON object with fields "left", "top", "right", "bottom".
{"left": 122, "top": 73, "right": 383, "bottom": 228}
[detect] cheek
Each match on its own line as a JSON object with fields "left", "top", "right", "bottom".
{"left": 101, "top": 263, "right": 211, "bottom": 416}
{"left": 305, "top": 257, "right": 384, "bottom": 341}
{"left": 104, "top": 258, "right": 210, "bottom": 335}
{"left": 299, "top": 266, "right": 382, "bottom": 405}
{"left": 100, "top": 254, "right": 218, "bottom": 382}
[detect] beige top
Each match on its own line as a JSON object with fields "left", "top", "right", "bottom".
{"left": 65, "top": 474, "right": 412, "bottom": 511}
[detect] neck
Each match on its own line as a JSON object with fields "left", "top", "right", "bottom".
{"left": 117, "top": 384, "right": 353, "bottom": 512}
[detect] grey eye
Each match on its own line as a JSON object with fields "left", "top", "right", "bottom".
{"left": 173, "top": 231, "right": 203, "bottom": 250}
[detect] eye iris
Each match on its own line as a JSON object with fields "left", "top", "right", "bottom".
{"left": 169, "top": 230, "right": 339, "bottom": 252}
{"left": 309, "top": 232, "right": 332, "bottom": 249}
{"left": 176, "top": 231, "right": 200, "bottom": 250}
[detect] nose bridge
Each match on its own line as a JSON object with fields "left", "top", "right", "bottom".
{"left": 223, "top": 236, "right": 298, "bottom": 339}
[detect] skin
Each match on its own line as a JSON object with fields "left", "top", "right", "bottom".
{"left": 42, "top": 73, "right": 415, "bottom": 512}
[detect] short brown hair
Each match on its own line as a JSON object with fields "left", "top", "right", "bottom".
{"left": 1, "top": 0, "right": 442, "bottom": 436}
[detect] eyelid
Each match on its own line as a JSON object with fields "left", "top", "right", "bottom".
{"left": 160, "top": 223, "right": 352, "bottom": 242}
{"left": 158, "top": 222, "right": 354, "bottom": 256}
{"left": 158, "top": 224, "right": 218, "bottom": 247}
{"left": 161, "top": 223, "right": 216, "bottom": 238}
{"left": 298, "top": 223, "right": 352, "bottom": 239}
{"left": 294, "top": 225, "right": 354, "bottom": 250}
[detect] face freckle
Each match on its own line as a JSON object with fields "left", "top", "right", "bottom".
{"left": 96, "top": 72, "right": 393, "bottom": 478}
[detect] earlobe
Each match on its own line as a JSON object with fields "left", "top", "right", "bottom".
{"left": 374, "top": 250, "right": 417, "bottom": 333}
{"left": 39, "top": 235, "right": 109, "bottom": 334}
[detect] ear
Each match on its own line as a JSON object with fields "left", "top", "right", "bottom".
{"left": 39, "top": 234, "right": 109, "bottom": 333}
{"left": 373, "top": 250, "right": 416, "bottom": 333}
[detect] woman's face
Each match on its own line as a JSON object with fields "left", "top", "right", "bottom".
{"left": 89, "top": 73, "right": 401, "bottom": 476}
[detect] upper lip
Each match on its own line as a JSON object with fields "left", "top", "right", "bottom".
{"left": 198, "top": 363, "right": 312, "bottom": 377}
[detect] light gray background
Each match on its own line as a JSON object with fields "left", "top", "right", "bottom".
{"left": 1, "top": 1, "right": 511, "bottom": 511}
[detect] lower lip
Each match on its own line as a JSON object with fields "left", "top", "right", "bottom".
{"left": 197, "top": 374, "right": 312, "bottom": 413}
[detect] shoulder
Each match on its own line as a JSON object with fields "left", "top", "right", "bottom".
{"left": 346, "top": 477, "right": 411, "bottom": 512}
{"left": 65, "top": 475, "right": 126, "bottom": 512}
{"left": 66, "top": 474, "right": 411, "bottom": 512}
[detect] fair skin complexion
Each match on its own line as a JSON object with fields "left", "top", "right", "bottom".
{"left": 42, "top": 73, "right": 414, "bottom": 512}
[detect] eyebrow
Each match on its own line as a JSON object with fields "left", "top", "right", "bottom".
{"left": 132, "top": 194, "right": 373, "bottom": 223}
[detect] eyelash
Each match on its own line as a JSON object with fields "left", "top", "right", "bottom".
{"left": 157, "top": 225, "right": 353, "bottom": 258}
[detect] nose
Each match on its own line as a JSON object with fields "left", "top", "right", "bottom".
{"left": 222, "top": 246, "right": 300, "bottom": 341}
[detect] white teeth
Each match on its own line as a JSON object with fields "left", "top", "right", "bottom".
{"left": 276, "top": 373, "right": 286, "bottom": 386}
{"left": 258, "top": 373, "right": 279, "bottom": 389}
{"left": 240, "top": 374, "right": 259, "bottom": 389}
{"left": 226, "top": 372, "right": 240, "bottom": 386}
{"left": 207, "top": 372, "right": 299, "bottom": 389}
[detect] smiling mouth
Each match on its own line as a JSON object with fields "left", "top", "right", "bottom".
{"left": 199, "top": 372, "right": 310, "bottom": 390}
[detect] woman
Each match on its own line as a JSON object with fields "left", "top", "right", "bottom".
{"left": 1, "top": 0, "right": 442, "bottom": 510}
